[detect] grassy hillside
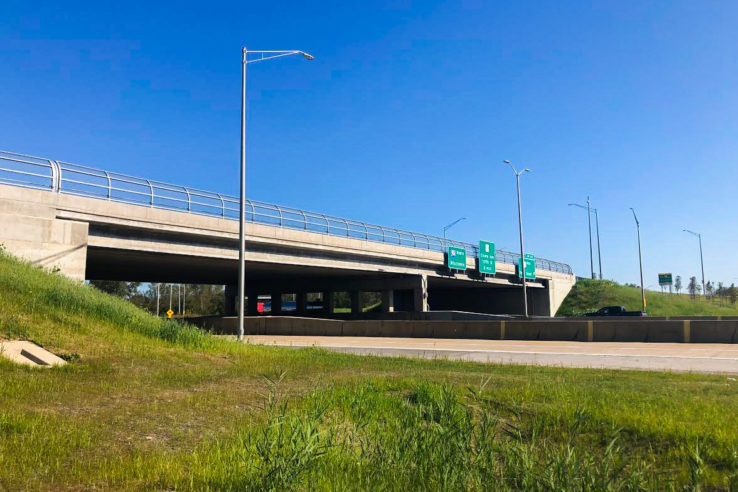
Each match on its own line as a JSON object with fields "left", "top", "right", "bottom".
{"left": 557, "top": 278, "right": 738, "bottom": 317}
{"left": 1, "top": 250, "right": 738, "bottom": 490}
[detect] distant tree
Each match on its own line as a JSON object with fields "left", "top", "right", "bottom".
{"left": 687, "top": 276, "right": 699, "bottom": 299}
{"left": 334, "top": 291, "right": 351, "bottom": 310}
{"left": 717, "top": 282, "right": 725, "bottom": 305}
{"left": 705, "top": 281, "right": 714, "bottom": 299}
{"left": 730, "top": 284, "right": 737, "bottom": 306}
{"left": 674, "top": 276, "right": 682, "bottom": 295}
{"left": 89, "top": 280, "right": 140, "bottom": 299}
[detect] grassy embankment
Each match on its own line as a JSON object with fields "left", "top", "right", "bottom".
{"left": 557, "top": 278, "right": 738, "bottom": 317}
{"left": 1, "top": 250, "right": 738, "bottom": 490}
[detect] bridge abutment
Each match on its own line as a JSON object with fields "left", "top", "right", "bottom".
{"left": 0, "top": 189, "right": 88, "bottom": 281}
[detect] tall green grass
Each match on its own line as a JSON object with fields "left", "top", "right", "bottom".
{"left": 149, "top": 377, "right": 737, "bottom": 491}
{"left": 2, "top": 250, "right": 738, "bottom": 490}
{"left": 557, "top": 278, "right": 738, "bottom": 316}
{"left": 0, "top": 250, "right": 211, "bottom": 347}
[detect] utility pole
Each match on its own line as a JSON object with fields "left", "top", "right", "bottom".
{"left": 156, "top": 283, "right": 160, "bottom": 317}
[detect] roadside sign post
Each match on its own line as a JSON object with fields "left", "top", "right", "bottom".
{"left": 446, "top": 246, "right": 467, "bottom": 271}
{"left": 658, "top": 273, "right": 673, "bottom": 294}
{"left": 478, "top": 240, "right": 496, "bottom": 275}
{"left": 517, "top": 253, "right": 536, "bottom": 280}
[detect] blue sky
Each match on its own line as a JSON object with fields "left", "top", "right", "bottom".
{"left": 2, "top": 1, "right": 737, "bottom": 288}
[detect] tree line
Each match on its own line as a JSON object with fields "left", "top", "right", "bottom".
{"left": 88, "top": 281, "right": 225, "bottom": 316}
{"left": 671, "top": 275, "right": 738, "bottom": 304}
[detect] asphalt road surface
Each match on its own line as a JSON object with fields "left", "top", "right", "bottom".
{"left": 242, "top": 336, "right": 738, "bottom": 373}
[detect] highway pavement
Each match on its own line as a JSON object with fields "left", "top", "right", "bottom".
{"left": 242, "top": 336, "right": 738, "bottom": 373}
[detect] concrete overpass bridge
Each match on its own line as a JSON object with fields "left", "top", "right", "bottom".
{"left": 0, "top": 150, "right": 575, "bottom": 317}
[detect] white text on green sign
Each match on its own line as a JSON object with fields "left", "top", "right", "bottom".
{"left": 479, "top": 240, "right": 496, "bottom": 275}
{"left": 518, "top": 253, "right": 536, "bottom": 279}
{"left": 447, "top": 246, "right": 467, "bottom": 270}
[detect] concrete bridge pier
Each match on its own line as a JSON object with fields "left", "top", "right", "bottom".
{"left": 296, "top": 291, "right": 307, "bottom": 315}
{"left": 270, "top": 292, "right": 282, "bottom": 315}
{"left": 350, "top": 291, "right": 361, "bottom": 314}
{"left": 247, "top": 292, "right": 258, "bottom": 316}
{"left": 323, "top": 291, "right": 335, "bottom": 316}
{"left": 381, "top": 289, "right": 394, "bottom": 313}
{"left": 414, "top": 274, "right": 429, "bottom": 313}
{"left": 224, "top": 284, "right": 237, "bottom": 316}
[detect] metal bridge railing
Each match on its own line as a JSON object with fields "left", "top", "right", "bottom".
{"left": 0, "top": 150, "right": 573, "bottom": 274}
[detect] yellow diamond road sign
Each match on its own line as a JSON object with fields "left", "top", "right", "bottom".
{"left": 166, "top": 309, "right": 174, "bottom": 318}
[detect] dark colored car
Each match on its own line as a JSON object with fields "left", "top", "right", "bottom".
{"left": 584, "top": 306, "right": 644, "bottom": 317}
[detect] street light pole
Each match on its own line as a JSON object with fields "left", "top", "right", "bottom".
{"left": 683, "top": 229, "right": 706, "bottom": 297}
{"left": 594, "top": 208, "right": 602, "bottom": 279}
{"left": 568, "top": 201, "right": 602, "bottom": 280}
{"left": 237, "top": 47, "right": 314, "bottom": 341}
{"left": 630, "top": 208, "right": 646, "bottom": 314}
{"left": 586, "top": 197, "right": 594, "bottom": 279}
{"left": 443, "top": 217, "right": 467, "bottom": 242}
{"left": 238, "top": 47, "right": 247, "bottom": 340}
{"left": 504, "top": 160, "right": 531, "bottom": 317}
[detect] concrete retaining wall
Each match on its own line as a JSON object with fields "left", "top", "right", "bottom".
{"left": 191, "top": 316, "right": 738, "bottom": 343}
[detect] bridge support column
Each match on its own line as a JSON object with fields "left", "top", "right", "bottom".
{"left": 322, "top": 291, "right": 335, "bottom": 316}
{"left": 382, "top": 289, "right": 394, "bottom": 313}
{"left": 296, "top": 292, "right": 307, "bottom": 315}
{"left": 413, "top": 275, "right": 429, "bottom": 312}
{"left": 350, "top": 291, "right": 361, "bottom": 314}
{"left": 271, "top": 293, "right": 282, "bottom": 315}
{"left": 224, "top": 284, "right": 237, "bottom": 316}
{"left": 247, "top": 292, "right": 258, "bottom": 316}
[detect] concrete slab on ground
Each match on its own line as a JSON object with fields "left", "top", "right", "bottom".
{"left": 0, "top": 341, "right": 67, "bottom": 367}
{"left": 240, "top": 336, "right": 738, "bottom": 374}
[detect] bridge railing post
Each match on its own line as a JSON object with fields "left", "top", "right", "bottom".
{"left": 145, "top": 179, "right": 154, "bottom": 207}
{"left": 49, "top": 160, "right": 62, "bottom": 192}
{"left": 184, "top": 187, "right": 191, "bottom": 212}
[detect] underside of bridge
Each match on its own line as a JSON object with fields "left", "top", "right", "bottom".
{"left": 85, "top": 247, "right": 552, "bottom": 317}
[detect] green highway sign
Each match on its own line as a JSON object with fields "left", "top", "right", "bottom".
{"left": 478, "top": 240, "right": 496, "bottom": 275}
{"left": 447, "top": 246, "right": 467, "bottom": 270}
{"left": 518, "top": 253, "right": 536, "bottom": 280}
{"left": 658, "top": 273, "right": 673, "bottom": 286}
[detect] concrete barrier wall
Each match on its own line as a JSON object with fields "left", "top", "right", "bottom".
{"left": 191, "top": 316, "right": 738, "bottom": 343}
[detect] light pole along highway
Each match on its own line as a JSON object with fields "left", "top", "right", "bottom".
{"left": 568, "top": 199, "right": 602, "bottom": 280}
{"left": 238, "top": 47, "right": 314, "bottom": 340}
{"left": 442, "top": 217, "right": 466, "bottom": 242}
{"left": 630, "top": 207, "right": 646, "bottom": 314}
{"left": 504, "top": 160, "right": 531, "bottom": 318}
{"left": 683, "top": 229, "right": 706, "bottom": 297}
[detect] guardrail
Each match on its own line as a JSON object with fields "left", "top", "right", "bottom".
{"left": 0, "top": 150, "right": 573, "bottom": 274}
